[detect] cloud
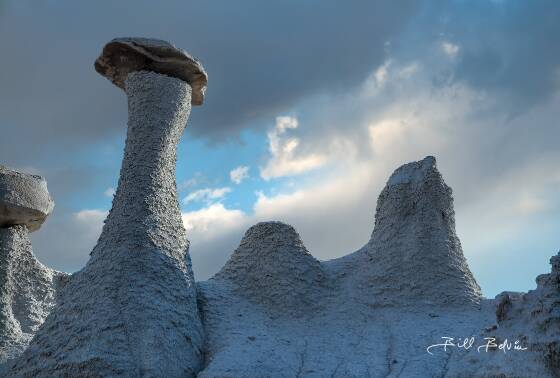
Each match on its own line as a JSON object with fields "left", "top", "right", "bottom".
{"left": 182, "top": 203, "right": 246, "bottom": 240}
{"left": 30, "top": 209, "right": 108, "bottom": 273}
{"left": 182, "top": 187, "right": 232, "bottom": 205}
{"left": 103, "top": 187, "right": 115, "bottom": 198}
{"left": 73, "top": 209, "right": 108, "bottom": 238}
{"left": 229, "top": 166, "right": 249, "bottom": 184}
{"left": 178, "top": 172, "right": 212, "bottom": 193}
{"left": 441, "top": 41, "right": 460, "bottom": 58}
{"left": 0, "top": 0, "right": 418, "bottom": 168}
{"left": 260, "top": 116, "right": 327, "bottom": 180}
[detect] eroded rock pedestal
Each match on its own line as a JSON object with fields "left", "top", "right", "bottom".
{"left": 0, "top": 167, "right": 66, "bottom": 369}
{"left": 6, "top": 39, "right": 206, "bottom": 377}
{"left": 0, "top": 226, "right": 66, "bottom": 367}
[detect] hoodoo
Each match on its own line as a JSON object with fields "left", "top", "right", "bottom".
{"left": 0, "top": 167, "right": 66, "bottom": 366}
{"left": 346, "top": 156, "right": 482, "bottom": 307}
{"left": 214, "top": 221, "right": 328, "bottom": 314}
{"left": 7, "top": 38, "right": 207, "bottom": 377}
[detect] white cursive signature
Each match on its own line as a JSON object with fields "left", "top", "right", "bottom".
{"left": 426, "top": 337, "right": 528, "bottom": 355}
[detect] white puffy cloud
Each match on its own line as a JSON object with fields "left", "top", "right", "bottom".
{"left": 260, "top": 116, "right": 327, "bottom": 180}
{"left": 30, "top": 209, "right": 108, "bottom": 273}
{"left": 103, "top": 187, "right": 115, "bottom": 198}
{"left": 182, "top": 203, "right": 246, "bottom": 239}
{"left": 229, "top": 166, "right": 250, "bottom": 184}
{"left": 182, "top": 187, "right": 232, "bottom": 205}
{"left": 441, "top": 41, "right": 460, "bottom": 58}
{"left": 74, "top": 208, "right": 108, "bottom": 223}
{"left": 183, "top": 204, "right": 249, "bottom": 279}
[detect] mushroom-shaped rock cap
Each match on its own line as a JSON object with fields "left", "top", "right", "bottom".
{"left": 0, "top": 166, "right": 54, "bottom": 232}
{"left": 94, "top": 37, "right": 207, "bottom": 105}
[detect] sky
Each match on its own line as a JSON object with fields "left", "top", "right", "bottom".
{"left": 1, "top": 0, "right": 559, "bottom": 297}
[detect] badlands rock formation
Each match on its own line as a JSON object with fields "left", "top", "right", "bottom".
{"left": 444, "top": 252, "right": 560, "bottom": 377}
{"left": 0, "top": 37, "right": 558, "bottom": 377}
{"left": 196, "top": 158, "right": 557, "bottom": 377}
{"left": 6, "top": 39, "right": 207, "bottom": 377}
{"left": 0, "top": 167, "right": 66, "bottom": 366}
{"left": 343, "top": 156, "right": 482, "bottom": 307}
{"left": 213, "top": 222, "right": 330, "bottom": 315}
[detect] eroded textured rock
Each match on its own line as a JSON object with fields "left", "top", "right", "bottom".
{"left": 0, "top": 167, "right": 65, "bottom": 370}
{"left": 196, "top": 157, "right": 556, "bottom": 377}
{"left": 0, "top": 166, "right": 54, "bottom": 232}
{"left": 344, "top": 156, "right": 482, "bottom": 307}
{"left": 0, "top": 226, "right": 67, "bottom": 368}
{"left": 444, "top": 252, "right": 560, "bottom": 377}
{"left": 214, "top": 221, "right": 329, "bottom": 315}
{"left": 6, "top": 71, "right": 203, "bottom": 377}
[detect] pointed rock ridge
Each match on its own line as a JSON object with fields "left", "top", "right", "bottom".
{"left": 8, "top": 39, "right": 206, "bottom": 377}
{"left": 0, "top": 168, "right": 66, "bottom": 367}
{"left": 353, "top": 156, "right": 481, "bottom": 307}
{"left": 214, "top": 221, "right": 327, "bottom": 314}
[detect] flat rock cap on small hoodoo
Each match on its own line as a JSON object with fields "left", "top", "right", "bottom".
{"left": 0, "top": 166, "right": 54, "bottom": 232}
{"left": 94, "top": 37, "right": 208, "bottom": 105}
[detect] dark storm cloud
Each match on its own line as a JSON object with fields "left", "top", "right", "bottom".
{"left": 440, "top": 1, "right": 560, "bottom": 113}
{"left": 2, "top": 1, "right": 558, "bottom": 169}
{"left": 0, "top": 0, "right": 418, "bottom": 167}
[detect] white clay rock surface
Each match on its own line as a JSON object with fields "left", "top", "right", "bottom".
{"left": 195, "top": 157, "right": 505, "bottom": 377}
{"left": 214, "top": 222, "right": 330, "bottom": 315}
{"left": 339, "top": 156, "right": 482, "bottom": 307}
{"left": 0, "top": 225, "right": 67, "bottom": 369}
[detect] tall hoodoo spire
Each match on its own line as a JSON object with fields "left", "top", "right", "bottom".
{"left": 8, "top": 38, "right": 207, "bottom": 377}
{"left": 352, "top": 156, "right": 482, "bottom": 306}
